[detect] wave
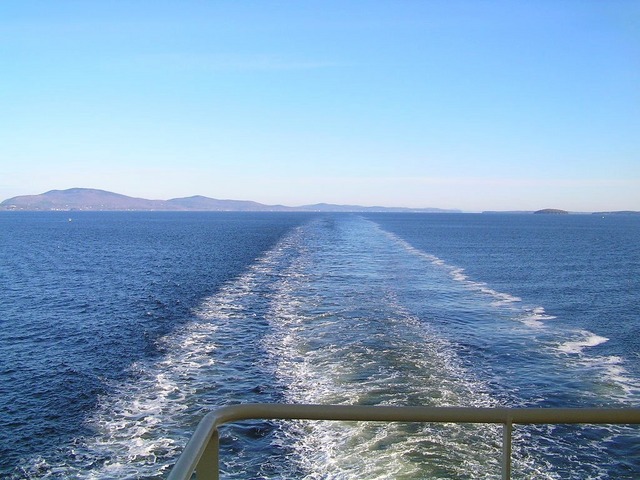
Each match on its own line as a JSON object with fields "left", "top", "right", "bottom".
{"left": 558, "top": 330, "right": 609, "bottom": 354}
{"left": 15, "top": 224, "right": 304, "bottom": 479}
{"left": 258, "top": 216, "right": 579, "bottom": 479}
{"left": 372, "top": 219, "right": 640, "bottom": 407}
{"left": 17, "top": 215, "right": 638, "bottom": 479}
{"left": 378, "top": 227, "right": 545, "bottom": 316}
{"left": 556, "top": 331, "right": 640, "bottom": 400}
{"left": 520, "top": 306, "right": 557, "bottom": 328}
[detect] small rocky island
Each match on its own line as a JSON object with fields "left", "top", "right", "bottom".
{"left": 534, "top": 208, "right": 569, "bottom": 214}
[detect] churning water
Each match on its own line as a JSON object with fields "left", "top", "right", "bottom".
{"left": 1, "top": 212, "right": 638, "bottom": 478}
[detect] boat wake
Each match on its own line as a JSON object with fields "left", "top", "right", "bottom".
{"left": 16, "top": 215, "right": 639, "bottom": 479}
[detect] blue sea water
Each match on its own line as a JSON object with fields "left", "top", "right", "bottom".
{"left": 0, "top": 212, "right": 638, "bottom": 479}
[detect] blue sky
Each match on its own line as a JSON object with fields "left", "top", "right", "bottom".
{"left": 1, "top": 1, "right": 638, "bottom": 211}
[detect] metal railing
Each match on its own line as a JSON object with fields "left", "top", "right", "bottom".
{"left": 168, "top": 403, "right": 640, "bottom": 480}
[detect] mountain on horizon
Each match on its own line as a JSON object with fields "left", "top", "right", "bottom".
{"left": 0, "top": 188, "right": 460, "bottom": 213}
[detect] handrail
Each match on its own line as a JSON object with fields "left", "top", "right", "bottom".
{"left": 168, "top": 403, "right": 640, "bottom": 480}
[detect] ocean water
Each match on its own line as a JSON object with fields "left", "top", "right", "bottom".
{"left": 0, "top": 212, "right": 638, "bottom": 479}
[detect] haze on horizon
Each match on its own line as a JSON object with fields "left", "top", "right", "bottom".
{"left": 1, "top": 1, "right": 638, "bottom": 213}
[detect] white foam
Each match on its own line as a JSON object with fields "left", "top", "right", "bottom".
{"left": 22, "top": 215, "right": 636, "bottom": 478}
{"left": 520, "top": 307, "right": 557, "bottom": 328}
{"left": 569, "top": 355, "right": 640, "bottom": 400}
{"left": 17, "top": 223, "right": 317, "bottom": 478}
{"left": 558, "top": 331, "right": 609, "bottom": 354}
{"left": 379, "top": 228, "right": 525, "bottom": 310}
{"left": 258, "top": 218, "right": 549, "bottom": 478}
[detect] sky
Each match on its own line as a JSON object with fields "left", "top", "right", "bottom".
{"left": 1, "top": 1, "right": 638, "bottom": 212}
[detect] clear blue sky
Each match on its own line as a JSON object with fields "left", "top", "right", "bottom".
{"left": 1, "top": 1, "right": 638, "bottom": 211}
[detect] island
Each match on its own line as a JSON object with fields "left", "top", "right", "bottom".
{"left": 533, "top": 209, "right": 569, "bottom": 215}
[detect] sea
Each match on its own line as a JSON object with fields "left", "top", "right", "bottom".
{"left": 0, "top": 211, "right": 638, "bottom": 479}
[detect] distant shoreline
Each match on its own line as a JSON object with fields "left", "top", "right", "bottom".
{"left": 0, "top": 188, "right": 459, "bottom": 213}
{"left": 1, "top": 188, "right": 638, "bottom": 215}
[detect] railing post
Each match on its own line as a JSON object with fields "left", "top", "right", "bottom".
{"left": 196, "top": 428, "right": 219, "bottom": 480}
{"left": 502, "top": 416, "right": 512, "bottom": 480}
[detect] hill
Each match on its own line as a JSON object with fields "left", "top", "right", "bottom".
{"left": 0, "top": 188, "right": 460, "bottom": 213}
